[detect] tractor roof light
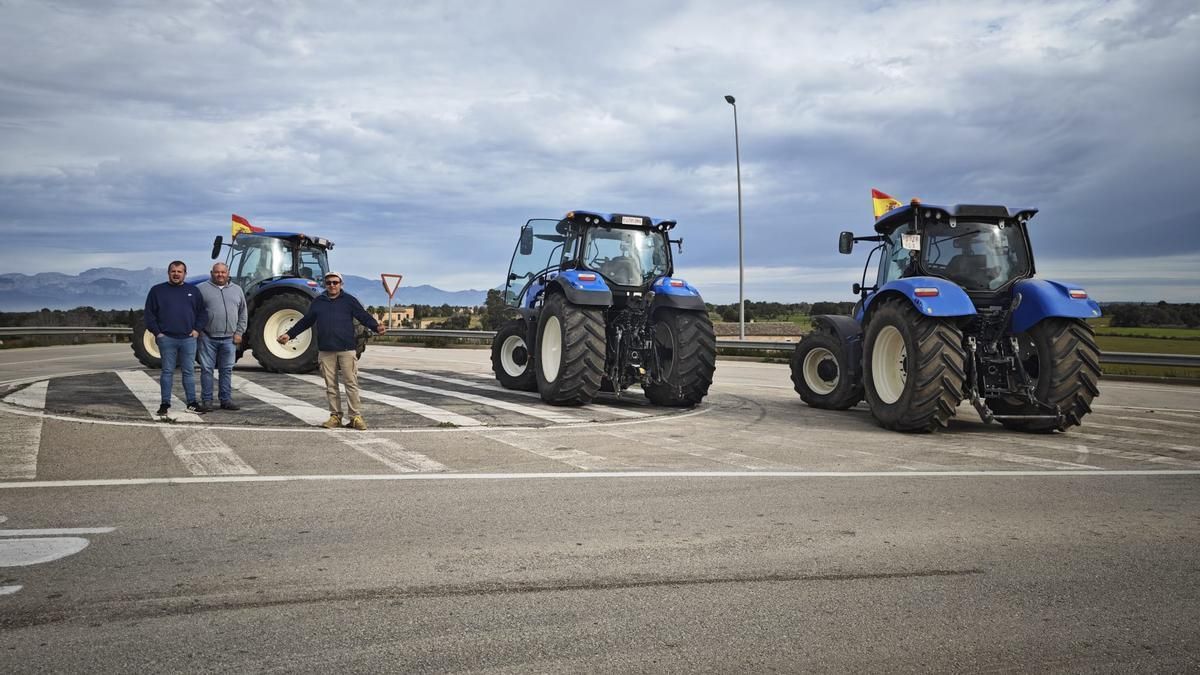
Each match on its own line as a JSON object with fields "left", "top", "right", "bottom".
{"left": 1069, "top": 289, "right": 1088, "bottom": 299}
{"left": 914, "top": 287, "right": 940, "bottom": 297}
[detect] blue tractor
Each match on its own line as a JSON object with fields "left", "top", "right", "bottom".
{"left": 131, "top": 230, "right": 366, "bottom": 373}
{"left": 790, "top": 200, "right": 1102, "bottom": 432}
{"left": 491, "top": 210, "right": 716, "bottom": 407}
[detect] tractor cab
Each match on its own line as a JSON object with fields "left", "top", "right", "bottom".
{"left": 212, "top": 232, "right": 334, "bottom": 293}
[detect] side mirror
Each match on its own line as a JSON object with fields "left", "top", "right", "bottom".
{"left": 838, "top": 231, "right": 855, "bottom": 255}
{"left": 671, "top": 238, "right": 683, "bottom": 254}
{"left": 519, "top": 227, "right": 534, "bottom": 255}
{"left": 211, "top": 235, "right": 224, "bottom": 260}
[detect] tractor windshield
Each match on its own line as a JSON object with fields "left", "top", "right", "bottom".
{"left": 922, "top": 220, "right": 1031, "bottom": 291}
{"left": 582, "top": 226, "right": 669, "bottom": 287}
{"left": 228, "top": 236, "right": 296, "bottom": 289}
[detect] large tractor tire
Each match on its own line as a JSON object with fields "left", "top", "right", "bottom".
{"left": 790, "top": 331, "right": 863, "bottom": 410}
{"left": 130, "top": 318, "right": 162, "bottom": 369}
{"left": 644, "top": 309, "right": 716, "bottom": 407}
{"left": 988, "top": 318, "right": 1101, "bottom": 432}
{"left": 250, "top": 293, "right": 319, "bottom": 373}
{"left": 534, "top": 293, "right": 605, "bottom": 406}
{"left": 863, "top": 297, "right": 967, "bottom": 432}
{"left": 491, "top": 320, "right": 538, "bottom": 391}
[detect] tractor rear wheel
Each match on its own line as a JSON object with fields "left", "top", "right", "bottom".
{"left": 251, "top": 293, "right": 319, "bottom": 373}
{"left": 863, "top": 297, "right": 967, "bottom": 432}
{"left": 491, "top": 320, "right": 537, "bottom": 391}
{"left": 130, "top": 318, "right": 162, "bottom": 369}
{"left": 534, "top": 293, "right": 605, "bottom": 405}
{"left": 790, "top": 331, "right": 863, "bottom": 410}
{"left": 644, "top": 309, "right": 716, "bottom": 407}
{"left": 988, "top": 318, "right": 1101, "bottom": 432}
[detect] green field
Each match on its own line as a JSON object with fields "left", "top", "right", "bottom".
{"left": 1094, "top": 335, "right": 1200, "bottom": 355}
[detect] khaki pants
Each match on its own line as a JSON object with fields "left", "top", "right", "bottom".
{"left": 318, "top": 350, "right": 361, "bottom": 418}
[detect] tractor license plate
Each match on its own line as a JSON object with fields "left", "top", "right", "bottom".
{"left": 621, "top": 216, "right": 643, "bottom": 226}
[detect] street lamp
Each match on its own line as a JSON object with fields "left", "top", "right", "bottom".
{"left": 724, "top": 94, "right": 745, "bottom": 340}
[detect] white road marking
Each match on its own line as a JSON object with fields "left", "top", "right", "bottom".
{"left": 996, "top": 435, "right": 1200, "bottom": 469}
{"left": 1065, "top": 431, "right": 1200, "bottom": 458}
{"left": 116, "top": 370, "right": 203, "bottom": 423}
{"left": 337, "top": 436, "right": 448, "bottom": 473}
{"left": 597, "top": 427, "right": 796, "bottom": 470}
{"left": 0, "top": 537, "right": 89, "bottom": 567}
{"left": 0, "top": 382, "right": 47, "bottom": 479}
{"left": 160, "top": 426, "right": 257, "bottom": 476}
{"left": 922, "top": 444, "right": 1101, "bottom": 471}
{"left": 361, "top": 372, "right": 583, "bottom": 424}
{"left": 1095, "top": 414, "right": 1200, "bottom": 430}
{"left": 483, "top": 430, "right": 633, "bottom": 470}
{"left": 1086, "top": 421, "right": 1197, "bottom": 438}
{"left": 0, "top": 527, "right": 115, "bottom": 536}
{"left": 290, "top": 374, "right": 484, "bottom": 427}
{"left": 0, "top": 585, "right": 21, "bottom": 595}
{"left": 1093, "top": 404, "right": 1200, "bottom": 415}
{"left": 402, "top": 370, "right": 649, "bottom": 418}
{"left": 2, "top": 469, "right": 1199, "bottom": 489}
{"left": 232, "top": 375, "right": 328, "bottom": 425}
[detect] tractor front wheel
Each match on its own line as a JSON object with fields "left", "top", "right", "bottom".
{"left": 790, "top": 331, "right": 863, "bottom": 410}
{"left": 863, "top": 297, "right": 966, "bottom": 432}
{"left": 988, "top": 318, "right": 1101, "bottom": 432}
{"left": 130, "top": 318, "right": 162, "bottom": 369}
{"left": 643, "top": 309, "right": 716, "bottom": 407}
{"left": 534, "top": 293, "right": 605, "bottom": 405}
{"left": 251, "top": 293, "right": 319, "bottom": 373}
{"left": 491, "top": 320, "right": 537, "bottom": 391}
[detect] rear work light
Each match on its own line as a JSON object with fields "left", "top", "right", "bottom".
{"left": 913, "top": 287, "right": 939, "bottom": 297}
{"left": 577, "top": 273, "right": 597, "bottom": 282}
{"left": 1069, "top": 289, "right": 1088, "bottom": 299}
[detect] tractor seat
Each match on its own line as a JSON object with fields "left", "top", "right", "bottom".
{"left": 600, "top": 256, "right": 643, "bottom": 286}
{"left": 945, "top": 254, "right": 988, "bottom": 288}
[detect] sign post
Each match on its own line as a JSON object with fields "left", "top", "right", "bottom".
{"left": 380, "top": 273, "right": 403, "bottom": 330}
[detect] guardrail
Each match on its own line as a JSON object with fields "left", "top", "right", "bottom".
{"left": 1, "top": 327, "right": 1197, "bottom": 368}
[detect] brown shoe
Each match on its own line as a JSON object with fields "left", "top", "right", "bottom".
{"left": 346, "top": 415, "right": 368, "bottom": 431}
{"left": 321, "top": 414, "right": 343, "bottom": 429}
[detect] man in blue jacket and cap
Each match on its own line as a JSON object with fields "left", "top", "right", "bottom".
{"left": 144, "top": 260, "right": 208, "bottom": 417}
{"left": 278, "top": 271, "right": 385, "bottom": 429}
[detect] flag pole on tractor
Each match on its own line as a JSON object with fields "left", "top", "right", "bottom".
{"left": 231, "top": 214, "right": 265, "bottom": 239}
{"left": 871, "top": 189, "right": 902, "bottom": 219}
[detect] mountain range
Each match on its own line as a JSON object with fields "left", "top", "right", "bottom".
{"left": 0, "top": 267, "right": 487, "bottom": 311}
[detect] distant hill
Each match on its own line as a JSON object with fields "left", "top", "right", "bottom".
{"left": 0, "top": 268, "right": 487, "bottom": 310}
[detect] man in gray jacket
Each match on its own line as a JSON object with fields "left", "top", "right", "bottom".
{"left": 196, "top": 262, "right": 248, "bottom": 411}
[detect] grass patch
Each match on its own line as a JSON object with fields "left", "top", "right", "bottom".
{"left": 1094, "top": 336, "right": 1200, "bottom": 355}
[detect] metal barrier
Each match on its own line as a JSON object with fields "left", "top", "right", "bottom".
{"left": 0, "top": 327, "right": 1196, "bottom": 368}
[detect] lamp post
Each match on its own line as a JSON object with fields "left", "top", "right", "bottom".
{"left": 724, "top": 94, "right": 745, "bottom": 340}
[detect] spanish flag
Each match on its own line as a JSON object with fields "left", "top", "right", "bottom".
{"left": 231, "top": 214, "right": 264, "bottom": 239}
{"left": 871, "top": 189, "right": 902, "bottom": 219}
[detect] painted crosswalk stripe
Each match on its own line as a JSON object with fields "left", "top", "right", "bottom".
{"left": 362, "top": 372, "right": 582, "bottom": 424}
{"left": 1000, "top": 435, "right": 1200, "bottom": 469}
{"left": 115, "top": 371, "right": 203, "bottom": 423}
{"left": 1086, "top": 421, "right": 1198, "bottom": 439}
{"left": 598, "top": 427, "right": 796, "bottom": 470}
{"left": 290, "top": 374, "right": 483, "bottom": 427}
{"left": 1096, "top": 414, "right": 1200, "bottom": 430}
{"left": 232, "top": 375, "right": 328, "bottom": 425}
{"left": 0, "top": 381, "right": 48, "bottom": 479}
{"left": 925, "top": 444, "right": 1101, "bottom": 471}
{"left": 115, "top": 371, "right": 255, "bottom": 475}
{"left": 337, "top": 436, "right": 447, "bottom": 473}
{"left": 451, "top": 367, "right": 648, "bottom": 415}
{"left": 482, "top": 430, "right": 632, "bottom": 470}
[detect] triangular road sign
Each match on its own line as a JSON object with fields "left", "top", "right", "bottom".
{"left": 380, "top": 273, "right": 403, "bottom": 297}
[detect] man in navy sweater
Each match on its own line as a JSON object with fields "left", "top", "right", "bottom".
{"left": 144, "top": 260, "right": 208, "bottom": 416}
{"left": 278, "top": 271, "right": 385, "bottom": 429}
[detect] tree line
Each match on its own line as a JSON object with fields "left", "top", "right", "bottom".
{"left": 1106, "top": 302, "right": 1200, "bottom": 328}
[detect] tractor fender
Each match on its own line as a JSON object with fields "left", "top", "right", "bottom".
{"left": 550, "top": 270, "right": 613, "bottom": 307}
{"left": 809, "top": 314, "right": 864, "bottom": 384}
{"left": 1010, "top": 279, "right": 1102, "bottom": 334}
{"left": 863, "top": 277, "right": 977, "bottom": 321}
{"left": 649, "top": 276, "right": 706, "bottom": 316}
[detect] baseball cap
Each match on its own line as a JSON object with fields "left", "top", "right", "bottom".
{"left": 324, "top": 271, "right": 343, "bottom": 283}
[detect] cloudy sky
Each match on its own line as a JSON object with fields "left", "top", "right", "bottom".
{"left": 0, "top": 0, "right": 1197, "bottom": 303}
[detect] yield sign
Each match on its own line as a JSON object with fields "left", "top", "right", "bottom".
{"left": 380, "top": 273, "right": 403, "bottom": 297}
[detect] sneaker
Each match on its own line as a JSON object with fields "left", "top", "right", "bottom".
{"left": 156, "top": 403, "right": 170, "bottom": 416}
{"left": 187, "top": 402, "right": 211, "bottom": 414}
{"left": 220, "top": 401, "right": 240, "bottom": 411}
{"left": 346, "top": 415, "right": 368, "bottom": 431}
{"left": 321, "top": 414, "right": 343, "bottom": 429}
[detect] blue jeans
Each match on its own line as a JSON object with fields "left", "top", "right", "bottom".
{"left": 199, "top": 334, "right": 237, "bottom": 404}
{"left": 157, "top": 335, "right": 197, "bottom": 406}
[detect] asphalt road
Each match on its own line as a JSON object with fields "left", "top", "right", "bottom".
{"left": 1, "top": 344, "right": 1198, "bottom": 672}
